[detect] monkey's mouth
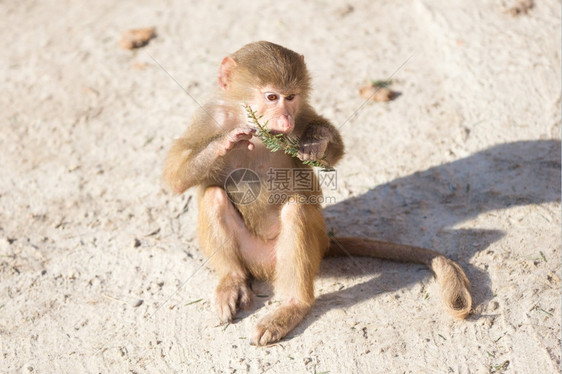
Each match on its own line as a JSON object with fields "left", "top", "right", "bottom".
{"left": 247, "top": 126, "right": 289, "bottom": 136}
{"left": 267, "top": 130, "right": 286, "bottom": 135}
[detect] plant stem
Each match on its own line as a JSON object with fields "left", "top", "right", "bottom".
{"left": 243, "top": 105, "right": 333, "bottom": 170}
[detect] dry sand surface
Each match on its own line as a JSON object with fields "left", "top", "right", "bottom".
{"left": 1, "top": 1, "right": 560, "bottom": 373}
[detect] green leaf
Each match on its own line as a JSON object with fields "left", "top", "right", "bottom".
{"left": 243, "top": 105, "right": 333, "bottom": 170}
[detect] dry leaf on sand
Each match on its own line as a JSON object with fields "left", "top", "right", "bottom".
{"left": 120, "top": 27, "right": 156, "bottom": 49}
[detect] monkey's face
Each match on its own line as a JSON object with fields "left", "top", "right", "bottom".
{"left": 251, "top": 86, "right": 300, "bottom": 135}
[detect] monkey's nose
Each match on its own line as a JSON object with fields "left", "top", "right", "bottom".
{"left": 277, "top": 115, "right": 294, "bottom": 133}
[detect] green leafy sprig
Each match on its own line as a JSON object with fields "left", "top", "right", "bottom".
{"left": 244, "top": 104, "right": 333, "bottom": 170}
{"left": 371, "top": 79, "right": 394, "bottom": 88}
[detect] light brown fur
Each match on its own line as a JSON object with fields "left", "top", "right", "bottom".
{"left": 163, "top": 41, "right": 471, "bottom": 346}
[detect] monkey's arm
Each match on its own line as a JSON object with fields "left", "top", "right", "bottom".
{"left": 298, "top": 116, "right": 344, "bottom": 167}
{"left": 163, "top": 127, "right": 254, "bottom": 193}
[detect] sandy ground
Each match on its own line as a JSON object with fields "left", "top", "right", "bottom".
{"left": 1, "top": 0, "right": 560, "bottom": 373}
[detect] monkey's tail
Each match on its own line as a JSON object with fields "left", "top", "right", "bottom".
{"left": 326, "top": 237, "right": 472, "bottom": 319}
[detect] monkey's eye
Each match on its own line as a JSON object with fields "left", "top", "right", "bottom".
{"left": 285, "top": 94, "right": 296, "bottom": 101}
{"left": 264, "top": 93, "right": 279, "bottom": 102}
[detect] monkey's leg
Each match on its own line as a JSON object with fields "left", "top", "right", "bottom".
{"left": 198, "top": 186, "right": 252, "bottom": 323}
{"left": 251, "top": 201, "right": 329, "bottom": 346}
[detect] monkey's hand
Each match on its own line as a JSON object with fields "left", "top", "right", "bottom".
{"left": 218, "top": 128, "right": 256, "bottom": 156}
{"left": 297, "top": 126, "right": 332, "bottom": 162}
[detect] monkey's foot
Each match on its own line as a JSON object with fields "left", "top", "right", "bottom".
{"left": 251, "top": 300, "right": 310, "bottom": 346}
{"left": 215, "top": 275, "right": 252, "bottom": 323}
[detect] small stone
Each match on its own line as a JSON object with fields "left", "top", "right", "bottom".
{"left": 120, "top": 27, "right": 156, "bottom": 50}
{"left": 359, "top": 84, "right": 395, "bottom": 102}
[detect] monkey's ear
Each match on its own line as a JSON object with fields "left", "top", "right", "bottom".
{"left": 218, "top": 56, "right": 237, "bottom": 90}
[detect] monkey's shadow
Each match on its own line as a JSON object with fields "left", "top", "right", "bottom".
{"left": 287, "top": 139, "right": 560, "bottom": 337}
